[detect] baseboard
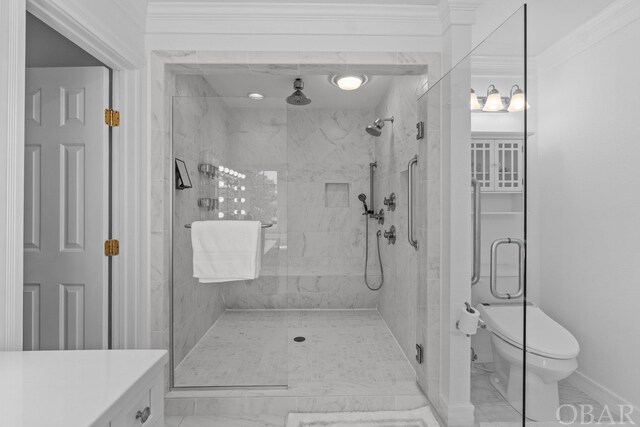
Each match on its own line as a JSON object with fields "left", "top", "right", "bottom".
{"left": 439, "top": 394, "right": 475, "bottom": 426}
{"left": 567, "top": 370, "right": 640, "bottom": 424}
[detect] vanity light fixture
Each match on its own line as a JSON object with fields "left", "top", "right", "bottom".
{"left": 218, "top": 197, "right": 224, "bottom": 203}
{"left": 507, "top": 85, "right": 530, "bottom": 112}
{"left": 483, "top": 85, "right": 505, "bottom": 112}
{"left": 330, "top": 74, "right": 369, "bottom": 91}
{"left": 248, "top": 93, "right": 264, "bottom": 100}
{"left": 470, "top": 89, "right": 482, "bottom": 110}
{"left": 218, "top": 212, "right": 225, "bottom": 218}
{"left": 240, "top": 210, "right": 246, "bottom": 215}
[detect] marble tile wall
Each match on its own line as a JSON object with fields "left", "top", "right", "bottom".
{"left": 373, "top": 76, "right": 422, "bottom": 377}
{"left": 220, "top": 107, "right": 381, "bottom": 309}
{"left": 172, "top": 76, "right": 228, "bottom": 366}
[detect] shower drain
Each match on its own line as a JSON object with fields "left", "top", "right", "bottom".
{"left": 293, "top": 336, "right": 306, "bottom": 342}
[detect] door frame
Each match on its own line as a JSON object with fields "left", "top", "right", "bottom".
{"left": 0, "top": 0, "right": 149, "bottom": 350}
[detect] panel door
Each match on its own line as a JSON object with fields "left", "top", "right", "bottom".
{"left": 24, "top": 67, "right": 109, "bottom": 350}
{"left": 494, "top": 139, "right": 524, "bottom": 192}
{"left": 471, "top": 139, "right": 494, "bottom": 191}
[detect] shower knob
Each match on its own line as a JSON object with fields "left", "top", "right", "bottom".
{"left": 383, "top": 193, "right": 396, "bottom": 211}
{"left": 383, "top": 225, "right": 396, "bottom": 245}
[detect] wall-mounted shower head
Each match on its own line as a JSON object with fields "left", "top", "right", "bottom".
{"left": 366, "top": 116, "right": 394, "bottom": 137}
{"left": 286, "top": 78, "right": 311, "bottom": 106}
{"left": 358, "top": 193, "right": 369, "bottom": 215}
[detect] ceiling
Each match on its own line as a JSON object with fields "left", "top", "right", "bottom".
{"left": 203, "top": 73, "right": 400, "bottom": 109}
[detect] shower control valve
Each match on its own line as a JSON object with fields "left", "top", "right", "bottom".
{"left": 383, "top": 193, "right": 396, "bottom": 212}
{"left": 371, "top": 209, "right": 385, "bottom": 225}
{"left": 383, "top": 225, "right": 396, "bottom": 245}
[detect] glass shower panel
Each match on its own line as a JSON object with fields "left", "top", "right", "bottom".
{"left": 416, "top": 6, "right": 527, "bottom": 425}
{"left": 171, "top": 96, "right": 288, "bottom": 388}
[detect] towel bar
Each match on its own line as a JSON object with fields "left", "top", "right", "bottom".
{"left": 184, "top": 223, "right": 273, "bottom": 229}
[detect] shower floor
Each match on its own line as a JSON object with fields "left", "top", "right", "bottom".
{"left": 174, "top": 309, "right": 419, "bottom": 396}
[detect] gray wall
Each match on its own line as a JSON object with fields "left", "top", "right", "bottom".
{"left": 26, "top": 13, "right": 104, "bottom": 68}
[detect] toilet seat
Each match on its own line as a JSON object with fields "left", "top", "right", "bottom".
{"left": 477, "top": 303, "right": 580, "bottom": 360}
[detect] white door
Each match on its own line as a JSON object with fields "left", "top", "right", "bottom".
{"left": 24, "top": 67, "right": 109, "bottom": 350}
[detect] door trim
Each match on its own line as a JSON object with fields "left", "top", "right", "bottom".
{"left": 0, "top": 0, "right": 149, "bottom": 350}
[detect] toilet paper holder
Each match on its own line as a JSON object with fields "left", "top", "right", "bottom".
{"left": 456, "top": 302, "right": 480, "bottom": 337}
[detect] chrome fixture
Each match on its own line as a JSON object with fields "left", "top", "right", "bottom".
{"left": 471, "top": 178, "right": 481, "bottom": 285}
{"left": 470, "top": 84, "right": 530, "bottom": 112}
{"left": 490, "top": 238, "right": 525, "bottom": 299}
{"left": 362, "top": 221, "right": 384, "bottom": 291}
{"left": 185, "top": 222, "right": 273, "bottom": 229}
{"left": 198, "top": 163, "right": 217, "bottom": 177}
{"left": 247, "top": 93, "right": 264, "bottom": 100}
{"left": 286, "top": 78, "right": 311, "bottom": 106}
{"left": 369, "top": 162, "right": 377, "bottom": 214}
{"left": 366, "top": 116, "right": 394, "bottom": 137}
{"left": 383, "top": 225, "right": 396, "bottom": 245}
{"left": 358, "top": 193, "right": 371, "bottom": 216}
{"left": 383, "top": 193, "right": 396, "bottom": 211}
{"left": 330, "top": 74, "right": 369, "bottom": 91}
{"left": 373, "top": 209, "right": 384, "bottom": 225}
{"left": 407, "top": 155, "right": 418, "bottom": 249}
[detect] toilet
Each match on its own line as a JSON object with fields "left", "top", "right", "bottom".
{"left": 476, "top": 303, "right": 580, "bottom": 421}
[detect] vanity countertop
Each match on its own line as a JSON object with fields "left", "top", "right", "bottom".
{"left": 0, "top": 350, "right": 168, "bottom": 427}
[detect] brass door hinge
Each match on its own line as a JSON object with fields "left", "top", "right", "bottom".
{"left": 104, "top": 109, "right": 120, "bottom": 127}
{"left": 104, "top": 239, "right": 120, "bottom": 257}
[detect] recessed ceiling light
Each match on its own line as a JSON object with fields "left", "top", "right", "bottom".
{"left": 247, "top": 93, "right": 264, "bottom": 100}
{"left": 330, "top": 74, "right": 369, "bottom": 91}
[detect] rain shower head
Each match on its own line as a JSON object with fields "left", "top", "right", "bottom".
{"left": 286, "top": 78, "right": 311, "bottom": 106}
{"left": 366, "top": 116, "right": 394, "bottom": 137}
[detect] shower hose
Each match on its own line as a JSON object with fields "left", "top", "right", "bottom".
{"left": 364, "top": 217, "right": 384, "bottom": 291}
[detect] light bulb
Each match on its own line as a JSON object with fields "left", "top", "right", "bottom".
{"left": 224, "top": 167, "right": 230, "bottom": 174}
{"left": 507, "top": 85, "right": 530, "bottom": 112}
{"left": 233, "top": 186, "right": 238, "bottom": 191}
{"left": 470, "top": 89, "right": 482, "bottom": 110}
{"left": 240, "top": 210, "right": 246, "bottom": 215}
{"left": 241, "top": 198, "right": 246, "bottom": 203}
{"left": 233, "top": 171, "right": 239, "bottom": 177}
{"left": 218, "top": 197, "right": 224, "bottom": 202}
{"left": 218, "top": 181, "right": 225, "bottom": 188}
{"left": 241, "top": 186, "right": 246, "bottom": 191}
{"left": 233, "top": 209, "right": 238, "bottom": 214}
{"left": 218, "top": 165, "right": 224, "bottom": 172}
{"left": 482, "top": 85, "right": 505, "bottom": 112}
{"left": 218, "top": 212, "right": 224, "bottom": 219}
{"left": 234, "top": 198, "right": 238, "bottom": 203}
{"left": 240, "top": 174, "right": 245, "bottom": 179}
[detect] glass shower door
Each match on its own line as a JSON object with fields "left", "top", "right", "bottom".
{"left": 171, "top": 94, "right": 288, "bottom": 388}
{"left": 415, "top": 6, "right": 529, "bottom": 425}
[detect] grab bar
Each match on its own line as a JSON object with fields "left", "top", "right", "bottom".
{"left": 184, "top": 222, "right": 273, "bottom": 229}
{"left": 489, "top": 238, "right": 525, "bottom": 300}
{"left": 407, "top": 155, "right": 418, "bottom": 250}
{"left": 471, "top": 179, "right": 481, "bottom": 285}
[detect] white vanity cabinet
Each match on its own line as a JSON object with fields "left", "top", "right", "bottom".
{"left": 0, "top": 350, "right": 168, "bottom": 427}
{"left": 471, "top": 138, "right": 524, "bottom": 192}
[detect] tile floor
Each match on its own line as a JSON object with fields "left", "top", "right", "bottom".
{"left": 168, "top": 310, "right": 426, "bottom": 426}
{"left": 472, "top": 363, "right": 606, "bottom": 424}
{"left": 175, "top": 310, "right": 417, "bottom": 390}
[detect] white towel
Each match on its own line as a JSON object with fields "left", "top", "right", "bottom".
{"left": 191, "top": 220, "right": 262, "bottom": 283}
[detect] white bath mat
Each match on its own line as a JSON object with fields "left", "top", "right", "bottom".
{"left": 285, "top": 406, "right": 440, "bottom": 427}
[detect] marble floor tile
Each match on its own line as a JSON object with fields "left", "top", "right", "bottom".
{"left": 174, "top": 309, "right": 418, "bottom": 396}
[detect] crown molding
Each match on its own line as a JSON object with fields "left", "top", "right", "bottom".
{"left": 439, "top": 0, "right": 483, "bottom": 31}
{"left": 146, "top": 1, "right": 442, "bottom": 36}
{"left": 470, "top": 55, "right": 535, "bottom": 78}
{"left": 537, "top": 0, "right": 640, "bottom": 75}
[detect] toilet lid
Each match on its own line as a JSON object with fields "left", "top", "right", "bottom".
{"left": 477, "top": 303, "right": 580, "bottom": 360}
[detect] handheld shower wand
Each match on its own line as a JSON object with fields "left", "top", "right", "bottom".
{"left": 358, "top": 193, "right": 371, "bottom": 215}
